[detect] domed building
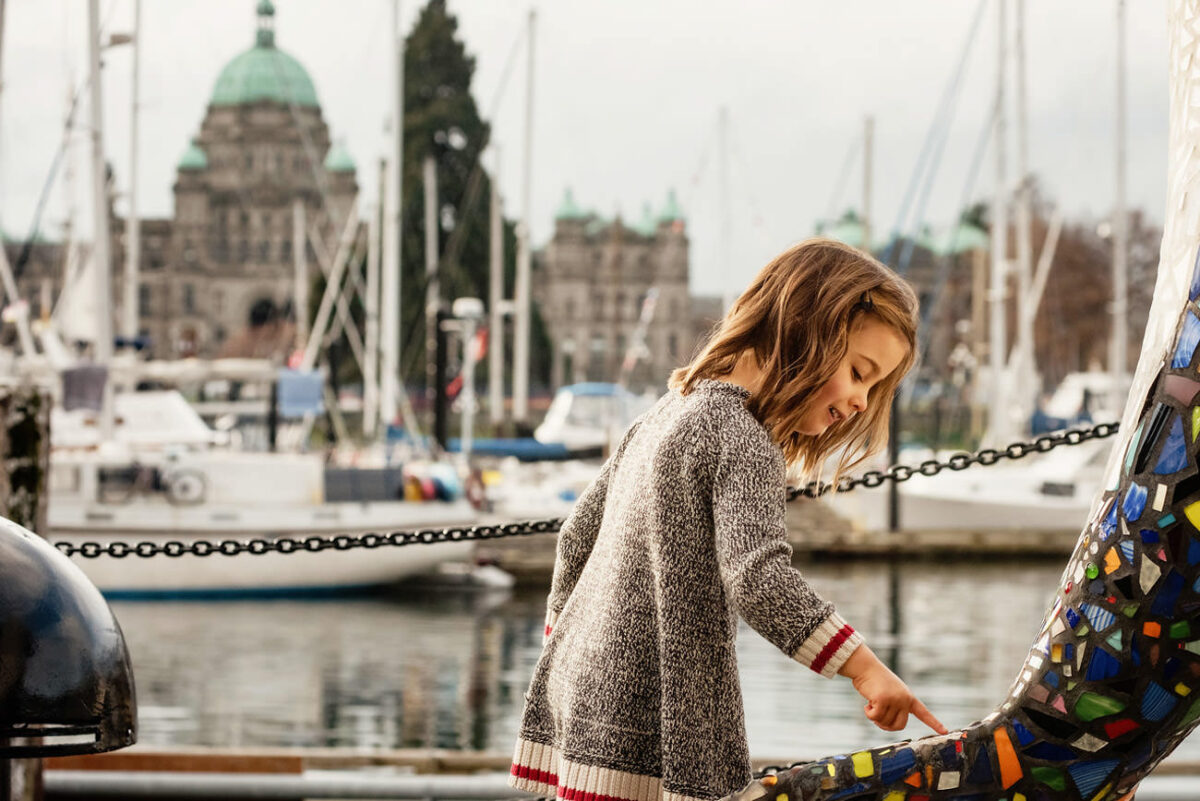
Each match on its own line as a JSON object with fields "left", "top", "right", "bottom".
{"left": 131, "top": 0, "right": 358, "bottom": 358}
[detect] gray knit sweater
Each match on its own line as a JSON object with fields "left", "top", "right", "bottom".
{"left": 509, "top": 379, "right": 864, "bottom": 801}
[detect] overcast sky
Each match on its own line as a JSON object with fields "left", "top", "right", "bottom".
{"left": 0, "top": 1, "right": 1170, "bottom": 298}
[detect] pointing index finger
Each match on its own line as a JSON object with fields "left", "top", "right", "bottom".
{"left": 911, "top": 699, "right": 948, "bottom": 735}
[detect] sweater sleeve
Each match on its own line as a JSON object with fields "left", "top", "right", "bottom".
{"left": 545, "top": 421, "right": 641, "bottom": 634}
{"left": 712, "top": 418, "right": 864, "bottom": 678}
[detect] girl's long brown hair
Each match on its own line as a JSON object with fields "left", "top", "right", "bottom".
{"left": 670, "top": 237, "right": 919, "bottom": 481}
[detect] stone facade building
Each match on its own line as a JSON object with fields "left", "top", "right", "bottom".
{"left": 11, "top": 1, "right": 358, "bottom": 361}
{"left": 145, "top": 1, "right": 357, "bottom": 358}
{"left": 536, "top": 190, "right": 698, "bottom": 393}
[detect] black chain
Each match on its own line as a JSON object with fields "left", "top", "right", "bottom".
{"left": 54, "top": 422, "right": 1118, "bottom": 560}
{"left": 785, "top": 420, "right": 1119, "bottom": 501}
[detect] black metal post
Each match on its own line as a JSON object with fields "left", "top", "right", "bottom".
{"left": 434, "top": 308, "right": 449, "bottom": 452}
{"left": 1, "top": 387, "right": 49, "bottom": 801}
{"left": 888, "top": 392, "right": 901, "bottom": 532}
{"left": 267, "top": 378, "right": 279, "bottom": 453}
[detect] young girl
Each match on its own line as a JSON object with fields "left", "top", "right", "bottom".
{"left": 510, "top": 238, "right": 947, "bottom": 801}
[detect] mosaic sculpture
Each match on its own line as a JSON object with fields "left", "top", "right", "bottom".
{"left": 719, "top": 5, "right": 1200, "bottom": 800}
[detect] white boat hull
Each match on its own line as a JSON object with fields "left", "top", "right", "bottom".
{"left": 50, "top": 498, "right": 479, "bottom": 598}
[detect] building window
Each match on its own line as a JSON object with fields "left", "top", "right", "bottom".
{"left": 239, "top": 240, "right": 250, "bottom": 262}
{"left": 669, "top": 332, "right": 679, "bottom": 359}
{"left": 183, "top": 284, "right": 196, "bottom": 314}
{"left": 138, "top": 285, "right": 151, "bottom": 316}
{"left": 259, "top": 240, "right": 270, "bottom": 261}
{"left": 281, "top": 239, "right": 292, "bottom": 263}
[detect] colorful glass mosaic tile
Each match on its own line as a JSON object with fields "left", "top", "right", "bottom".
{"left": 719, "top": 247, "right": 1200, "bottom": 801}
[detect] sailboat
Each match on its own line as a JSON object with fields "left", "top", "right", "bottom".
{"left": 824, "top": 1, "right": 1125, "bottom": 537}
{"left": 30, "top": 0, "right": 483, "bottom": 598}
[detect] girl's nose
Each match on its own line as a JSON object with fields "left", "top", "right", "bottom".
{"left": 850, "top": 392, "right": 867, "bottom": 413}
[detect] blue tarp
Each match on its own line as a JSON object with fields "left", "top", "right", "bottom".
{"left": 277, "top": 368, "right": 325, "bottom": 418}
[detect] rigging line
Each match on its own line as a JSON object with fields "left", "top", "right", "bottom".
{"left": 882, "top": 0, "right": 987, "bottom": 267}
{"left": 893, "top": 0, "right": 987, "bottom": 269}
{"left": 727, "top": 128, "right": 776, "bottom": 254}
{"left": 13, "top": 75, "right": 88, "bottom": 279}
{"left": 484, "top": 20, "right": 527, "bottom": 123}
{"left": 435, "top": 21, "right": 526, "bottom": 288}
{"left": 823, "top": 131, "right": 862, "bottom": 224}
{"left": 903, "top": 93, "right": 997, "bottom": 409}
{"left": 678, "top": 112, "right": 718, "bottom": 214}
{"left": 895, "top": 0, "right": 986, "bottom": 276}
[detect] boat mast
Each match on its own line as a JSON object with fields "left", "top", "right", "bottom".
{"left": 512, "top": 8, "right": 535, "bottom": 427}
{"left": 862, "top": 115, "right": 873, "bottom": 251}
{"left": 0, "top": 0, "right": 5, "bottom": 235}
{"left": 488, "top": 146, "right": 505, "bottom": 427}
{"left": 1110, "top": 0, "right": 1129, "bottom": 414}
{"left": 380, "top": 0, "right": 404, "bottom": 435}
{"left": 423, "top": 153, "right": 439, "bottom": 440}
{"left": 988, "top": 0, "right": 1009, "bottom": 446}
{"left": 0, "top": 0, "right": 36, "bottom": 359}
{"left": 88, "top": 0, "right": 114, "bottom": 438}
{"left": 363, "top": 158, "right": 383, "bottom": 440}
{"left": 1013, "top": 0, "right": 1034, "bottom": 431}
{"left": 122, "top": 0, "right": 141, "bottom": 341}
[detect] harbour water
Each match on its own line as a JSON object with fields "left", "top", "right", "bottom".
{"left": 110, "top": 558, "right": 1200, "bottom": 764}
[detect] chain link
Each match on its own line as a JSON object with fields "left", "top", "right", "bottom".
{"left": 785, "top": 420, "right": 1119, "bottom": 500}
{"left": 54, "top": 422, "right": 1118, "bottom": 559}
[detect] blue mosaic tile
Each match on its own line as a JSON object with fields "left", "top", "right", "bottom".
{"left": 1024, "top": 741, "right": 1077, "bottom": 761}
{"left": 878, "top": 749, "right": 915, "bottom": 784}
{"left": 1142, "top": 682, "right": 1177, "bottom": 722}
{"left": 1086, "top": 648, "right": 1121, "bottom": 681}
{"left": 1153, "top": 417, "right": 1189, "bottom": 475}
{"left": 1151, "top": 571, "right": 1185, "bottom": 617}
{"left": 1172, "top": 311, "right": 1200, "bottom": 369}
{"left": 1068, "top": 760, "right": 1120, "bottom": 798}
{"left": 1082, "top": 603, "right": 1116, "bottom": 631}
{"left": 1124, "top": 483, "right": 1150, "bottom": 520}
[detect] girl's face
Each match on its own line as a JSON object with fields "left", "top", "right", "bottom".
{"left": 798, "top": 317, "right": 908, "bottom": 437}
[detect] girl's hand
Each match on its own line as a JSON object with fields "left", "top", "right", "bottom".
{"left": 838, "top": 644, "right": 948, "bottom": 734}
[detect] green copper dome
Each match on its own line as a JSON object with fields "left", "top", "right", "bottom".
{"left": 555, "top": 188, "right": 587, "bottom": 221}
{"left": 817, "top": 209, "right": 873, "bottom": 251}
{"left": 657, "top": 189, "right": 683, "bottom": 223}
{"left": 210, "top": 2, "right": 319, "bottom": 108}
{"left": 178, "top": 139, "right": 208, "bottom": 171}
{"left": 934, "top": 221, "right": 990, "bottom": 255}
{"left": 634, "top": 202, "right": 656, "bottom": 236}
{"left": 324, "top": 140, "right": 355, "bottom": 173}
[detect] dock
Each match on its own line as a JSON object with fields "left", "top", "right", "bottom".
{"left": 477, "top": 500, "right": 1082, "bottom": 586}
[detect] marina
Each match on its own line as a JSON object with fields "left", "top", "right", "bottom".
{"left": 2, "top": 0, "right": 1200, "bottom": 799}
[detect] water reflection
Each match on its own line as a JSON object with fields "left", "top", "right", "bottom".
{"left": 110, "top": 560, "right": 1200, "bottom": 763}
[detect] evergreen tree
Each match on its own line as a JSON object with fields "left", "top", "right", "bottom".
{"left": 398, "top": 0, "right": 552, "bottom": 412}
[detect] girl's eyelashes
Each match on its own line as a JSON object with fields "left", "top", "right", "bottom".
{"left": 851, "top": 367, "right": 862, "bottom": 381}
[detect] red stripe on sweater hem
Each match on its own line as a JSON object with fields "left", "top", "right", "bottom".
{"left": 511, "top": 761, "right": 558, "bottom": 787}
{"left": 558, "top": 782, "right": 642, "bottom": 801}
{"left": 810, "top": 624, "right": 855, "bottom": 674}
{"left": 511, "top": 762, "right": 649, "bottom": 801}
